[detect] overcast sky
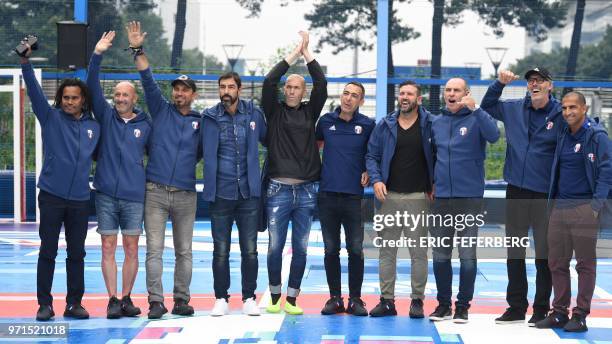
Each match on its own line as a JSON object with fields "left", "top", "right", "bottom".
{"left": 161, "top": 0, "right": 528, "bottom": 78}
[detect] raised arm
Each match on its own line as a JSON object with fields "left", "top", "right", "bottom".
{"left": 19, "top": 44, "right": 51, "bottom": 125}
{"left": 87, "top": 31, "right": 115, "bottom": 121}
{"left": 480, "top": 70, "right": 519, "bottom": 121}
{"left": 126, "top": 21, "right": 166, "bottom": 118}
{"left": 301, "top": 31, "right": 327, "bottom": 120}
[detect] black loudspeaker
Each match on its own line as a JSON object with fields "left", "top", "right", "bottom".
{"left": 57, "top": 21, "right": 88, "bottom": 70}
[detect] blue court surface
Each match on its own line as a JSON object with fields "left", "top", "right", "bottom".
{"left": 0, "top": 220, "right": 611, "bottom": 343}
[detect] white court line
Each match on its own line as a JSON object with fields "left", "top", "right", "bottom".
{"left": 569, "top": 261, "right": 612, "bottom": 306}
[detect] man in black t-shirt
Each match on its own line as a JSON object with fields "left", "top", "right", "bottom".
{"left": 366, "top": 81, "right": 435, "bottom": 317}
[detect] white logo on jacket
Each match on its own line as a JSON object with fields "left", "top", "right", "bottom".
{"left": 459, "top": 127, "right": 468, "bottom": 136}
{"left": 87, "top": 129, "right": 93, "bottom": 139}
{"left": 355, "top": 125, "right": 362, "bottom": 134}
{"left": 134, "top": 129, "right": 141, "bottom": 138}
{"left": 588, "top": 153, "right": 595, "bottom": 162}
{"left": 250, "top": 121, "right": 256, "bottom": 130}
{"left": 546, "top": 121, "right": 554, "bottom": 130}
{"left": 329, "top": 125, "right": 336, "bottom": 131}
{"left": 574, "top": 143, "right": 581, "bottom": 153}
{"left": 192, "top": 121, "right": 199, "bottom": 130}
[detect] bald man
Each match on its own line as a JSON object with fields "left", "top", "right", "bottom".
{"left": 262, "top": 31, "right": 328, "bottom": 315}
{"left": 87, "top": 32, "right": 152, "bottom": 319}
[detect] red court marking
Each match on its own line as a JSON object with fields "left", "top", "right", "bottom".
{"left": 135, "top": 327, "right": 182, "bottom": 339}
{"left": 0, "top": 293, "right": 261, "bottom": 318}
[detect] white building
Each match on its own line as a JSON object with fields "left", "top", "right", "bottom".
{"left": 525, "top": 1, "right": 612, "bottom": 55}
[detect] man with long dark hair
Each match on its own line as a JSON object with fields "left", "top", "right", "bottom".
{"left": 20, "top": 42, "right": 99, "bottom": 321}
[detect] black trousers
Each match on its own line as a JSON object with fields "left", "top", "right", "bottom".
{"left": 505, "top": 184, "right": 552, "bottom": 313}
{"left": 37, "top": 190, "right": 90, "bottom": 306}
{"left": 317, "top": 192, "right": 364, "bottom": 298}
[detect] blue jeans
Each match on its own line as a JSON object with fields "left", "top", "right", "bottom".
{"left": 95, "top": 191, "right": 144, "bottom": 236}
{"left": 209, "top": 197, "right": 259, "bottom": 300}
{"left": 266, "top": 180, "right": 317, "bottom": 297}
{"left": 430, "top": 198, "right": 480, "bottom": 308}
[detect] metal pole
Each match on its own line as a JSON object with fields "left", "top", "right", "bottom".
{"left": 73, "top": 0, "right": 87, "bottom": 80}
{"left": 375, "top": 0, "right": 389, "bottom": 121}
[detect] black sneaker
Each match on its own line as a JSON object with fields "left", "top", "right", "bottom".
{"left": 121, "top": 294, "right": 141, "bottom": 317}
{"left": 495, "top": 308, "right": 526, "bottom": 324}
{"left": 369, "top": 298, "right": 397, "bottom": 317}
{"left": 171, "top": 299, "right": 194, "bottom": 316}
{"left": 409, "top": 299, "right": 424, "bottom": 319}
{"left": 535, "top": 311, "right": 569, "bottom": 329}
{"left": 64, "top": 304, "right": 89, "bottom": 319}
{"left": 36, "top": 305, "right": 55, "bottom": 321}
{"left": 107, "top": 296, "right": 122, "bottom": 319}
{"left": 453, "top": 306, "right": 469, "bottom": 323}
{"left": 563, "top": 313, "right": 588, "bottom": 332}
{"left": 527, "top": 311, "right": 547, "bottom": 327}
{"left": 429, "top": 304, "right": 452, "bottom": 321}
{"left": 148, "top": 301, "right": 168, "bottom": 319}
{"left": 321, "top": 296, "right": 345, "bottom": 315}
{"left": 346, "top": 297, "right": 368, "bottom": 316}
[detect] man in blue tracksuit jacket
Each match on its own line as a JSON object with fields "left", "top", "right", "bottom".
{"left": 535, "top": 91, "right": 612, "bottom": 332}
{"left": 20, "top": 45, "right": 99, "bottom": 321}
{"left": 316, "top": 82, "right": 375, "bottom": 317}
{"left": 202, "top": 72, "right": 266, "bottom": 317}
{"left": 365, "top": 80, "right": 435, "bottom": 318}
{"left": 128, "top": 21, "right": 201, "bottom": 319}
{"left": 429, "top": 78, "right": 499, "bottom": 324}
{"left": 87, "top": 32, "right": 151, "bottom": 319}
{"left": 481, "top": 67, "right": 564, "bottom": 325}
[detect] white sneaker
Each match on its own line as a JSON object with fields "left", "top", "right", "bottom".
{"left": 242, "top": 298, "right": 261, "bottom": 316}
{"left": 210, "top": 298, "right": 229, "bottom": 316}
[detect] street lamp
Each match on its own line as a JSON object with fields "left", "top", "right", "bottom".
{"left": 485, "top": 47, "right": 508, "bottom": 78}
{"left": 245, "top": 58, "right": 260, "bottom": 99}
{"left": 222, "top": 44, "right": 244, "bottom": 72}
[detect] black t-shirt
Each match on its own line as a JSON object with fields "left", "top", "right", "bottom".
{"left": 386, "top": 117, "right": 430, "bottom": 193}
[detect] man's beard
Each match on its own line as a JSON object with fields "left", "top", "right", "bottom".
{"left": 221, "top": 94, "right": 237, "bottom": 109}
{"left": 399, "top": 100, "right": 417, "bottom": 115}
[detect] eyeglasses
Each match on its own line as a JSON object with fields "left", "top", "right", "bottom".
{"left": 527, "top": 77, "right": 547, "bottom": 84}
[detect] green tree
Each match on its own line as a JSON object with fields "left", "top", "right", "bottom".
{"left": 509, "top": 25, "right": 612, "bottom": 81}
{"left": 563, "top": 0, "right": 585, "bottom": 94}
{"left": 428, "top": 0, "right": 567, "bottom": 113}
{"left": 0, "top": 0, "right": 203, "bottom": 71}
{"left": 236, "top": 0, "right": 420, "bottom": 115}
{"left": 170, "top": 0, "right": 187, "bottom": 71}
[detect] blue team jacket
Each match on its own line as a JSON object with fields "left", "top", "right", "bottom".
{"left": 201, "top": 100, "right": 267, "bottom": 202}
{"left": 431, "top": 107, "right": 500, "bottom": 198}
{"left": 87, "top": 53, "right": 152, "bottom": 203}
{"left": 139, "top": 68, "right": 201, "bottom": 191}
{"left": 22, "top": 63, "right": 99, "bottom": 201}
{"left": 549, "top": 117, "right": 612, "bottom": 224}
{"left": 481, "top": 80, "right": 564, "bottom": 193}
{"left": 366, "top": 106, "right": 435, "bottom": 189}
